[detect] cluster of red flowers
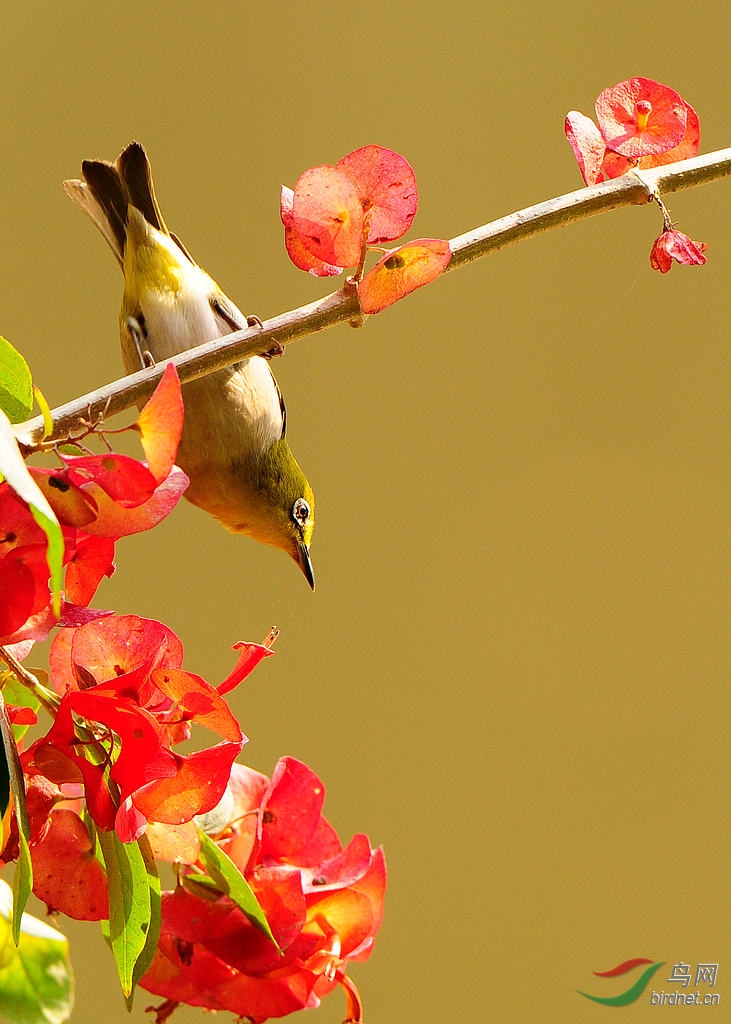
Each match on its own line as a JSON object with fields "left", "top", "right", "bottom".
{"left": 1, "top": 358, "right": 385, "bottom": 1020}
{"left": 1, "top": 611, "right": 385, "bottom": 1021}
{"left": 0, "top": 364, "right": 187, "bottom": 648}
{"left": 144, "top": 757, "right": 386, "bottom": 1023}
{"left": 565, "top": 77, "right": 707, "bottom": 273}
{"left": 22, "top": 614, "right": 246, "bottom": 842}
{"left": 281, "top": 144, "right": 451, "bottom": 312}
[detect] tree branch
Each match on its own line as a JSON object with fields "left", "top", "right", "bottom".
{"left": 15, "top": 147, "right": 731, "bottom": 450}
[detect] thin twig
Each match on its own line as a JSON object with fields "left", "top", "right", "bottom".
{"left": 0, "top": 645, "right": 61, "bottom": 715}
{"left": 14, "top": 147, "right": 731, "bottom": 450}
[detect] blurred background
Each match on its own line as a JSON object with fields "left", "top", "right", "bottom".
{"left": 1, "top": 3, "right": 729, "bottom": 1022}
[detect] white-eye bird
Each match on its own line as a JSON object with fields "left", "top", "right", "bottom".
{"left": 64, "top": 141, "right": 315, "bottom": 588}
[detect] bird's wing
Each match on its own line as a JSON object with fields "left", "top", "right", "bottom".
{"left": 209, "top": 292, "right": 288, "bottom": 439}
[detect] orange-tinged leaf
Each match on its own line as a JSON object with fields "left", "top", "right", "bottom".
{"left": 135, "top": 363, "right": 184, "bottom": 483}
{"left": 337, "top": 145, "right": 418, "bottom": 243}
{"left": 360, "top": 239, "right": 451, "bottom": 314}
{"left": 280, "top": 187, "right": 343, "bottom": 277}
{"left": 29, "top": 468, "right": 97, "bottom": 528}
{"left": 595, "top": 77, "right": 686, "bottom": 158}
{"left": 292, "top": 165, "right": 364, "bottom": 267}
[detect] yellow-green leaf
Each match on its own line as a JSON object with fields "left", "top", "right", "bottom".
{"left": 0, "top": 338, "right": 33, "bottom": 424}
{"left": 0, "top": 879, "right": 74, "bottom": 1024}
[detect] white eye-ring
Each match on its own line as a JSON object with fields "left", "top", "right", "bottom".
{"left": 292, "top": 497, "right": 311, "bottom": 525}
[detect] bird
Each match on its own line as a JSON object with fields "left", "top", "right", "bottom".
{"left": 64, "top": 141, "right": 315, "bottom": 588}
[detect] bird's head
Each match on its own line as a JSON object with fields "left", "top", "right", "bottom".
{"left": 227, "top": 438, "right": 316, "bottom": 589}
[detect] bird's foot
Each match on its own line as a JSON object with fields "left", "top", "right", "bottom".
{"left": 125, "top": 315, "right": 155, "bottom": 368}
{"left": 262, "top": 337, "right": 285, "bottom": 359}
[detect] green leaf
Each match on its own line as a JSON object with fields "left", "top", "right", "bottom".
{"left": 0, "top": 338, "right": 33, "bottom": 424}
{"left": 0, "top": 691, "right": 34, "bottom": 942}
{"left": 0, "top": 688, "right": 33, "bottom": 821}
{"left": 196, "top": 828, "right": 277, "bottom": 945}
{"left": 0, "top": 878, "right": 73, "bottom": 1024}
{"left": 11, "top": 834, "right": 33, "bottom": 948}
{"left": 0, "top": 700, "right": 11, "bottom": 817}
{"left": 0, "top": 671, "right": 42, "bottom": 743}
{"left": 97, "top": 830, "right": 156, "bottom": 1000}
{"left": 31, "top": 386, "right": 52, "bottom": 441}
{"left": 126, "top": 833, "right": 161, "bottom": 1009}
{"left": 0, "top": 409, "right": 63, "bottom": 615}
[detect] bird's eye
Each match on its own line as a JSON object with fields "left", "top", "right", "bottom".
{"left": 292, "top": 497, "right": 311, "bottom": 525}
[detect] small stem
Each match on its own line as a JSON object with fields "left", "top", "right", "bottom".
{"left": 631, "top": 168, "right": 673, "bottom": 229}
{"left": 0, "top": 646, "right": 61, "bottom": 715}
{"left": 262, "top": 627, "right": 280, "bottom": 650}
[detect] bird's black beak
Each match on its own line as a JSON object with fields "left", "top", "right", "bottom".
{"left": 296, "top": 539, "right": 315, "bottom": 590}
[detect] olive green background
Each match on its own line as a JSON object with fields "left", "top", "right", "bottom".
{"left": 1, "top": 3, "right": 729, "bottom": 1022}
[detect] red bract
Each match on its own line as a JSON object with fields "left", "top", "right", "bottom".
{"left": 30, "top": 807, "right": 109, "bottom": 920}
{"left": 641, "top": 100, "right": 700, "bottom": 169}
{"left": 280, "top": 186, "right": 343, "bottom": 277}
{"left": 63, "top": 534, "right": 115, "bottom": 605}
{"left": 650, "top": 228, "right": 707, "bottom": 273}
{"left": 565, "top": 79, "right": 700, "bottom": 185}
{"left": 290, "top": 146, "right": 418, "bottom": 269}
{"left": 337, "top": 145, "right": 418, "bottom": 243}
{"left": 72, "top": 465, "right": 189, "bottom": 538}
{"left": 0, "top": 484, "right": 114, "bottom": 645}
{"left": 0, "top": 775, "right": 107, "bottom": 921}
{"left": 142, "top": 758, "right": 386, "bottom": 1023}
{"left": 60, "top": 452, "right": 159, "bottom": 507}
{"left": 285, "top": 145, "right": 450, "bottom": 317}
{"left": 291, "top": 165, "right": 364, "bottom": 268}
{"left": 23, "top": 614, "right": 247, "bottom": 842}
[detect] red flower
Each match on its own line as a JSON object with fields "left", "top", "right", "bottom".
{"left": 0, "top": 775, "right": 108, "bottom": 921}
{"left": 142, "top": 758, "right": 386, "bottom": 1023}
{"left": 0, "top": 365, "right": 187, "bottom": 646}
{"left": 23, "top": 615, "right": 245, "bottom": 842}
{"left": 283, "top": 145, "right": 450, "bottom": 311}
{"left": 0, "top": 485, "right": 115, "bottom": 645}
{"left": 595, "top": 77, "right": 686, "bottom": 159}
{"left": 565, "top": 78, "right": 700, "bottom": 185}
{"left": 650, "top": 229, "right": 708, "bottom": 273}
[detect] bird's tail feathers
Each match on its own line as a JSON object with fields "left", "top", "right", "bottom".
{"left": 64, "top": 142, "right": 177, "bottom": 266}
